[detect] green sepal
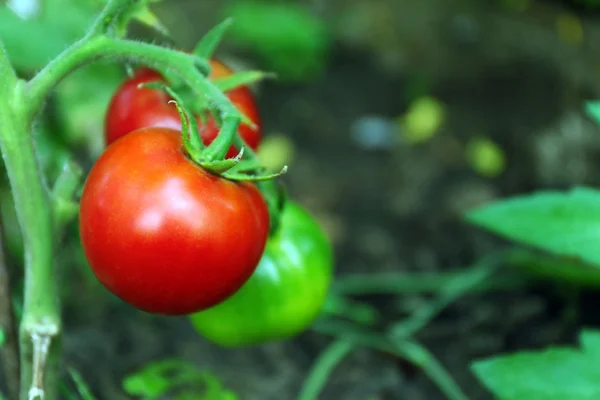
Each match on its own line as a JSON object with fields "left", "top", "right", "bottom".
{"left": 113, "top": 0, "right": 169, "bottom": 38}
{"left": 213, "top": 70, "right": 276, "bottom": 92}
{"left": 138, "top": 82, "right": 205, "bottom": 157}
{"left": 222, "top": 165, "right": 288, "bottom": 182}
{"left": 193, "top": 18, "right": 234, "bottom": 59}
{"left": 200, "top": 147, "right": 245, "bottom": 175}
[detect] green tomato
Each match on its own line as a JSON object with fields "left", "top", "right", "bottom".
{"left": 189, "top": 201, "right": 334, "bottom": 347}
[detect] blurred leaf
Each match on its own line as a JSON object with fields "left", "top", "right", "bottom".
{"left": 54, "top": 62, "right": 125, "bottom": 156}
{"left": 223, "top": 1, "right": 330, "bottom": 81}
{"left": 585, "top": 102, "right": 600, "bottom": 125}
{"left": 123, "top": 359, "right": 237, "bottom": 400}
{"left": 465, "top": 137, "right": 505, "bottom": 178}
{"left": 0, "top": 329, "right": 5, "bottom": 347}
{"left": 193, "top": 18, "right": 233, "bottom": 59}
{"left": 400, "top": 96, "right": 445, "bottom": 144}
{"left": 256, "top": 134, "right": 295, "bottom": 171}
{"left": 556, "top": 13, "right": 583, "bottom": 46}
{"left": 472, "top": 330, "right": 600, "bottom": 400}
{"left": 466, "top": 186, "right": 600, "bottom": 267}
{"left": 506, "top": 249, "right": 600, "bottom": 288}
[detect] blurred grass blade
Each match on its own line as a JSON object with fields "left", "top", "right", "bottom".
{"left": 322, "top": 294, "right": 380, "bottom": 326}
{"left": 298, "top": 340, "right": 355, "bottom": 400}
{"left": 312, "top": 320, "right": 468, "bottom": 400}
{"left": 193, "top": 18, "right": 233, "bottom": 59}
{"left": 395, "top": 340, "right": 469, "bottom": 400}
{"left": 390, "top": 252, "right": 504, "bottom": 339}
{"left": 68, "top": 368, "right": 97, "bottom": 400}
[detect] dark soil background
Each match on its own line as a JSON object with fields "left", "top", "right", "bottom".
{"left": 55, "top": 0, "right": 600, "bottom": 399}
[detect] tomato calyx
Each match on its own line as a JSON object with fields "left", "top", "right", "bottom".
{"left": 139, "top": 81, "right": 286, "bottom": 183}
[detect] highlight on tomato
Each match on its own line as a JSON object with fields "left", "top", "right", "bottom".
{"left": 189, "top": 200, "right": 334, "bottom": 347}
{"left": 104, "top": 58, "right": 261, "bottom": 158}
{"left": 78, "top": 127, "right": 270, "bottom": 315}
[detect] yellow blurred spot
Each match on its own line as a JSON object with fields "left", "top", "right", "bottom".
{"left": 257, "top": 134, "right": 295, "bottom": 171}
{"left": 556, "top": 13, "right": 583, "bottom": 46}
{"left": 399, "top": 96, "right": 445, "bottom": 144}
{"left": 465, "top": 137, "right": 506, "bottom": 178}
{"left": 502, "top": 0, "right": 531, "bottom": 13}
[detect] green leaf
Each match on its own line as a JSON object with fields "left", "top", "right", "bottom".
{"left": 585, "top": 101, "right": 600, "bottom": 125}
{"left": 123, "top": 359, "right": 236, "bottom": 400}
{"left": 472, "top": 329, "right": 600, "bottom": 400}
{"left": 193, "top": 18, "right": 234, "bottom": 59}
{"left": 505, "top": 249, "right": 600, "bottom": 288}
{"left": 0, "top": 329, "right": 5, "bottom": 347}
{"left": 54, "top": 62, "right": 126, "bottom": 156}
{"left": 465, "top": 186, "right": 600, "bottom": 267}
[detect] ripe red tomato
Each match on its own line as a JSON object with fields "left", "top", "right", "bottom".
{"left": 79, "top": 127, "right": 270, "bottom": 315}
{"left": 104, "top": 59, "right": 261, "bottom": 158}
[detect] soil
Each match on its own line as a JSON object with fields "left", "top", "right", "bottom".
{"left": 58, "top": 0, "right": 600, "bottom": 399}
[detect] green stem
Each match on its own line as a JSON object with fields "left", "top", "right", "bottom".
{"left": 202, "top": 116, "right": 242, "bottom": 162}
{"left": 26, "top": 36, "right": 216, "bottom": 126}
{"left": 0, "top": 46, "right": 59, "bottom": 400}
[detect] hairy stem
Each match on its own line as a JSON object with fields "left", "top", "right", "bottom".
{"left": 26, "top": 36, "right": 214, "bottom": 122}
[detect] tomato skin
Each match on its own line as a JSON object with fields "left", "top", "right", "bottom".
{"left": 104, "top": 59, "right": 261, "bottom": 158}
{"left": 79, "top": 127, "right": 270, "bottom": 315}
{"left": 189, "top": 201, "right": 333, "bottom": 346}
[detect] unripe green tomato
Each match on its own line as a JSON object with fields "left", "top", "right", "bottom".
{"left": 189, "top": 201, "right": 334, "bottom": 347}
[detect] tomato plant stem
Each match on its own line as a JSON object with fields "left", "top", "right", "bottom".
{"left": 0, "top": 50, "right": 60, "bottom": 400}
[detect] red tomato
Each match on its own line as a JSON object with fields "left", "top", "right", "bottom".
{"left": 104, "top": 59, "right": 261, "bottom": 158}
{"left": 79, "top": 127, "right": 270, "bottom": 315}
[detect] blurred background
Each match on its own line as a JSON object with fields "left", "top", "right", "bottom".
{"left": 2, "top": 0, "right": 600, "bottom": 399}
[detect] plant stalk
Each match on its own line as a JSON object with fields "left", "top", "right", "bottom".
{"left": 0, "top": 43, "right": 59, "bottom": 400}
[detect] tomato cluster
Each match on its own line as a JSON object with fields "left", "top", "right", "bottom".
{"left": 78, "top": 57, "right": 333, "bottom": 345}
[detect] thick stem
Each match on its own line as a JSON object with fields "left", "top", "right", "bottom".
{"left": 0, "top": 46, "right": 59, "bottom": 400}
